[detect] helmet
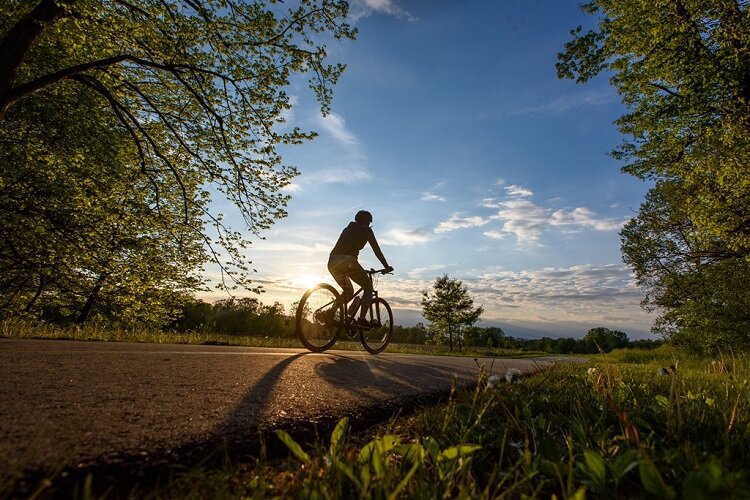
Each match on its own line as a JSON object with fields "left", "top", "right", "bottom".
{"left": 355, "top": 210, "right": 373, "bottom": 224}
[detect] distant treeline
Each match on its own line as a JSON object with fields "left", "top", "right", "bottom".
{"left": 172, "top": 297, "right": 295, "bottom": 337}
{"left": 463, "top": 326, "right": 661, "bottom": 354}
{"left": 171, "top": 299, "right": 659, "bottom": 354}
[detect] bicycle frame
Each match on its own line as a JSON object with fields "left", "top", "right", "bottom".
{"left": 323, "top": 268, "right": 389, "bottom": 330}
{"left": 296, "top": 268, "right": 393, "bottom": 353}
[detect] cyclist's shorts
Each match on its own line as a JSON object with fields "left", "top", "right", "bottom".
{"left": 328, "top": 255, "right": 371, "bottom": 290}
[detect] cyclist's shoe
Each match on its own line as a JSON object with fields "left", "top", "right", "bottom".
{"left": 316, "top": 308, "right": 336, "bottom": 326}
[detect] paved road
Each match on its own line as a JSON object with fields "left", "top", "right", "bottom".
{"left": 0, "top": 338, "right": 582, "bottom": 474}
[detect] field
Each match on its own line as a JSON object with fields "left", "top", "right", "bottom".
{"left": 3, "top": 323, "right": 749, "bottom": 498}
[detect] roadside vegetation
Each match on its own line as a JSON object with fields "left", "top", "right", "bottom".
{"left": 1, "top": 314, "right": 657, "bottom": 358}
{"left": 151, "top": 347, "right": 750, "bottom": 498}
{"left": 22, "top": 345, "right": 740, "bottom": 499}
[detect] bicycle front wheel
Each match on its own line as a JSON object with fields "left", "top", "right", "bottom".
{"left": 360, "top": 297, "right": 393, "bottom": 354}
{"left": 296, "top": 284, "right": 343, "bottom": 352}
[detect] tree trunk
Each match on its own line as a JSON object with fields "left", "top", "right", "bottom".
{"left": 76, "top": 274, "right": 106, "bottom": 324}
{"left": 0, "top": 0, "right": 70, "bottom": 116}
{"left": 24, "top": 275, "right": 45, "bottom": 312}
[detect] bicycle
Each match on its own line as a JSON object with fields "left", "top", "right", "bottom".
{"left": 295, "top": 268, "right": 394, "bottom": 354}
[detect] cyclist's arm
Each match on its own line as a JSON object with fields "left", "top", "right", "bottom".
{"left": 368, "top": 232, "right": 391, "bottom": 271}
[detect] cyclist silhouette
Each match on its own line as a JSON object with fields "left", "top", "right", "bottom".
{"left": 328, "top": 210, "right": 393, "bottom": 327}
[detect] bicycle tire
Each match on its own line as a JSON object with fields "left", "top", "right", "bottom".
{"left": 296, "top": 284, "right": 343, "bottom": 352}
{"left": 359, "top": 297, "right": 393, "bottom": 354}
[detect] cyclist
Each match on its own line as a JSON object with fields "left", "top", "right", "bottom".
{"left": 328, "top": 210, "right": 393, "bottom": 327}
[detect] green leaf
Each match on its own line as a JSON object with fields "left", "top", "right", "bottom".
{"left": 423, "top": 436, "right": 440, "bottom": 460}
{"left": 275, "top": 430, "right": 310, "bottom": 464}
{"left": 582, "top": 450, "right": 607, "bottom": 487}
{"left": 639, "top": 458, "right": 676, "bottom": 499}
{"left": 332, "top": 458, "right": 361, "bottom": 490}
{"left": 395, "top": 443, "right": 425, "bottom": 465}
{"left": 329, "top": 417, "right": 349, "bottom": 458}
{"left": 440, "top": 444, "right": 481, "bottom": 461}
{"left": 388, "top": 460, "right": 420, "bottom": 500}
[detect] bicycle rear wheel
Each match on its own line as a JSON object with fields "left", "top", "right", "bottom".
{"left": 296, "top": 284, "right": 343, "bottom": 352}
{"left": 359, "top": 297, "right": 393, "bottom": 354}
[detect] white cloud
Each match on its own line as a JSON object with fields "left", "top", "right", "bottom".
{"left": 365, "top": 263, "right": 652, "bottom": 335}
{"left": 550, "top": 207, "right": 624, "bottom": 231}
{"left": 464, "top": 264, "right": 649, "bottom": 328}
{"left": 278, "top": 94, "right": 298, "bottom": 125}
{"left": 406, "top": 264, "right": 447, "bottom": 279}
{"left": 434, "top": 213, "right": 490, "bottom": 233}
{"left": 491, "top": 198, "right": 550, "bottom": 243}
{"left": 349, "top": 0, "right": 415, "bottom": 21}
{"left": 421, "top": 192, "right": 446, "bottom": 202}
{"left": 381, "top": 227, "right": 433, "bottom": 246}
{"left": 474, "top": 183, "right": 627, "bottom": 243}
{"left": 508, "top": 88, "right": 618, "bottom": 116}
{"left": 482, "top": 230, "right": 506, "bottom": 240}
{"left": 301, "top": 166, "right": 371, "bottom": 185}
{"left": 505, "top": 185, "right": 533, "bottom": 197}
{"left": 481, "top": 198, "right": 501, "bottom": 209}
{"left": 317, "top": 112, "right": 357, "bottom": 146}
{"left": 251, "top": 241, "right": 330, "bottom": 254}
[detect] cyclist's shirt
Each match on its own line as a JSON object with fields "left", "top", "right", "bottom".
{"left": 330, "top": 221, "right": 373, "bottom": 258}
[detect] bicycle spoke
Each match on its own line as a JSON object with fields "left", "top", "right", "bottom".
{"left": 360, "top": 298, "right": 393, "bottom": 354}
{"left": 296, "top": 285, "right": 342, "bottom": 352}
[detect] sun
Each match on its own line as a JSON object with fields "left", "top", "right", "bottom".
{"left": 293, "top": 273, "right": 326, "bottom": 290}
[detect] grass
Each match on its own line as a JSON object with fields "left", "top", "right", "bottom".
{"left": 6, "top": 321, "right": 748, "bottom": 498}
{"left": 145, "top": 345, "right": 750, "bottom": 499}
{"left": 0, "top": 318, "right": 547, "bottom": 358}
{"left": 0, "top": 317, "right": 301, "bottom": 348}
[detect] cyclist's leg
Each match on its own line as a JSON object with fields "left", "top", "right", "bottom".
{"left": 327, "top": 255, "right": 355, "bottom": 302}
{"left": 348, "top": 263, "right": 373, "bottom": 320}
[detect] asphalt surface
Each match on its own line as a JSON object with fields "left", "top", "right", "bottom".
{"left": 0, "top": 338, "right": 583, "bottom": 477}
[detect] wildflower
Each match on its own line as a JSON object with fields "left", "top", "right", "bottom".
{"left": 487, "top": 375, "right": 503, "bottom": 387}
{"left": 587, "top": 367, "right": 598, "bottom": 376}
{"left": 505, "top": 368, "right": 522, "bottom": 383}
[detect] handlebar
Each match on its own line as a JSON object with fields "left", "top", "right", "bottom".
{"left": 368, "top": 268, "right": 394, "bottom": 275}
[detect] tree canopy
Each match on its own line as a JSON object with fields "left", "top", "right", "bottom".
{"left": 0, "top": 83, "right": 206, "bottom": 325}
{"left": 0, "top": 0, "right": 355, "bottom": 324}
{"left": 421, "top": 275, "right": 483, "bottom": 352}
{"left": 583, "top": 327, "right": 629, "bottom": 353}
{"left": 558, "top": 0, "right": 750, "bottom": 352}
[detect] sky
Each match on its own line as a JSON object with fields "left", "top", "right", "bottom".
{"left": 204, "top": 0, "right": 658, "bottom": 340}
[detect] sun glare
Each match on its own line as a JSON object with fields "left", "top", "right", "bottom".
{"left": 294, "top": 274, "right": 326, "bottom": 290}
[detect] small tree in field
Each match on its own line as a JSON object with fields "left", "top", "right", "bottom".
{"left": 421, "top": 275, "right": 483, "bottom": 352}
{"left": 583, "top": 327, "right": 629, "bottom": 353}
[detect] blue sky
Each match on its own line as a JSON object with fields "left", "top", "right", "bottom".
{"left": 205, "top": 0, "right": 656, "bottom": 339}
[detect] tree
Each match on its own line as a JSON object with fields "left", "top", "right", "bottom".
{"left": 465, "top": 326, "right": 505, "bottom": 348}
{"left": 0, "top": 79, "right": 207, "bottom": 326}
{"left": 583, "top": 327, "right": 629, "bottom": 353}
{"left": 622, "top": 182, "right": 750, "bottom": 352}
{"left": 421, "top": 275, "right": 483, "bottom": 352}
{"left": 0, "top": 0, "right": 356, "bottom": 295}
{"left": 558, "top": 1, "right": 750, "bottom": 350}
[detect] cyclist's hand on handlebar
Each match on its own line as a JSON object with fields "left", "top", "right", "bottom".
{"left": 383, "top": 265, "right": 394, "bottom": 274}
